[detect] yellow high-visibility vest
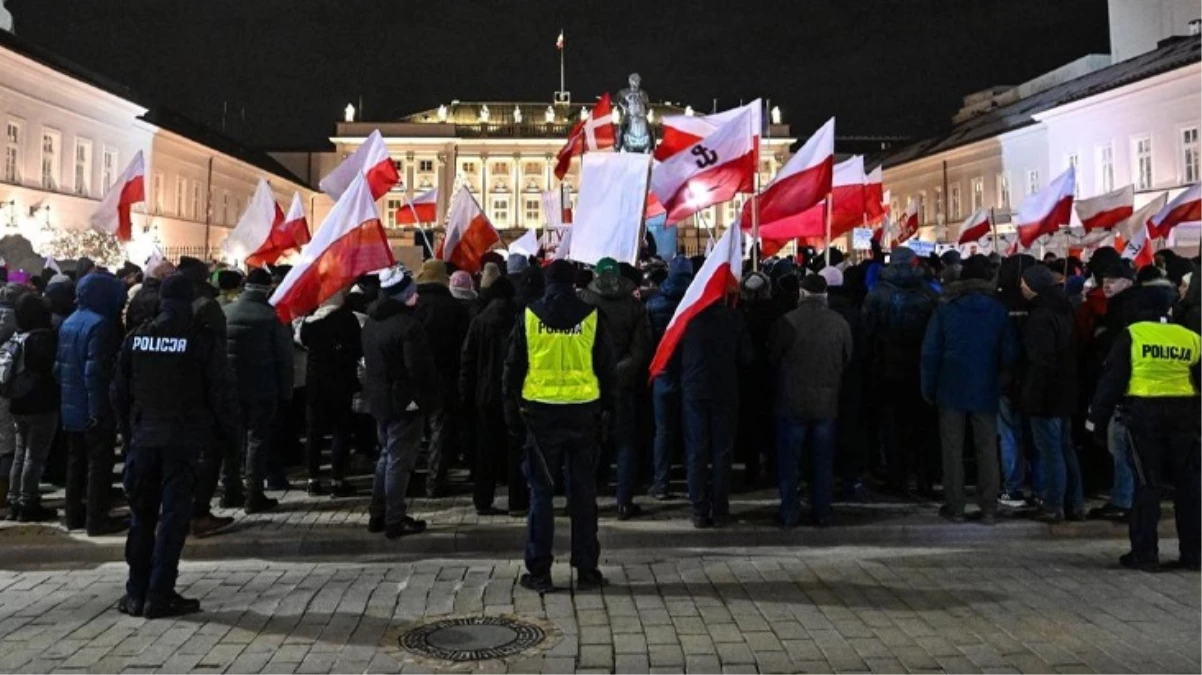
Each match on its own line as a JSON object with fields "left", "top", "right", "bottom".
{"left": 1127, "top": 321, "right": 1200, "bottom": 398}
{"left": 522, "top": 308, "right": 600, "bottom": 404}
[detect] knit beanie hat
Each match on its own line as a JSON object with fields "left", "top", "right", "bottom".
{"left": 379, "top": 264, "right": 417, "bottom": 304}
{"left": 416, "top": 259, "right": 450, "bottom": 287}
{"left": 1021, "top": 264, "right": 1058, "bottom": 295}
{"left": 160, "top": 274, "right": 196, "bottom": 303}
{"left": 546, "top": 259, "right": 575, "bottom": 284}
{"left": 450, "top": 270, "right": 475, "bottom": 292}
{"left": 480, "top": 262, "right": 502, "bottom": 289}
{"left": 818, "top": 266, "right": 844, "bottom": 288}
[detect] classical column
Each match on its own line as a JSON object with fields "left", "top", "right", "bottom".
{"left": 512, "top": 152, "right": 521, "bottom": 228}
{"left": 405, "top": 151, "right": 416, "bottom": 201}
{"left": 480, "top": 152, "right": 490, "bottom": 220}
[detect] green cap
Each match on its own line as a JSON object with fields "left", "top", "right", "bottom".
{"left": 595, "top": 257, "right": 619, "bottom": 277}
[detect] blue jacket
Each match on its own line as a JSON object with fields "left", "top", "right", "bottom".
{"left": 56, "top": 272, "right": 125, "bottom": 431}
{"left": 645, "top": 267, "right": 692, "bottom": 389}
{"left": 920, "top": 278, "right": 1019, "bottom": 413}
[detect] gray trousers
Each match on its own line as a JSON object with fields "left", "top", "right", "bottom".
{"left": 939, "top": 408, "right": 1000, "bottom": 515}
{"left": 9, "top": 412, "right": 58, "bottom": 506}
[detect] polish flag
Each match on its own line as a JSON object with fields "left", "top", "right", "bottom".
{"left": 396, "top": 187, "right": 438, "bottom": 225}
{"left": 648, "top": 224, "right": 742, "bottom": 381}
{"left": 755, "top": 154, "right": 865, "bottom": 240}
{"left": 554, "top": 93, "right": 615, "bottom": 180}
{"left": 1122, "top": 221, "right": 1156, "bottom": 269}
{"left": 1016, "top": 165, "right": 1075, "bottom": 249}
{"left": 89, "top": 150, "right": 145, "bottom": 242}
{"left": 864, "top": 165, "right": 886, "bottom": 224}
{"left": 319, "top": 129, "right": 400, "bottom": 200}
{"left": 223, "top": 179, "right": 283, "bottom": 267}
{"left": 1115, "top": 194, "right": 1168, "bottom": 251}
{"left": 437, "top": 188, "right": 500, "bottom": 273}
{"left": 282, "top": 192, "right": 311, "bottom": 249}
{"left": 1147, "top": 183, "right": 1201, "bottom": 239}
{"left": 271, "top": 173, "right": 394, "bottom": 323}
{"left": 654, "top": 100, "right": 763, "bottom": 162}
{"left": 1075, "top": 184, "right": 1133, "bottom": 232}
{"left": 741, "top": 117, "right": 834, "bottom": 227}
{"left": 644, "top": 191, "right": 666, "bottom": 219}
{"left": 896, "top": 197, "right": 920, "bottom": 244}
{"left": 957, "top": 207, "right": 992, "bottom": 245}
{"left": 650, "top": 105, "right": 758, "bottom": 226}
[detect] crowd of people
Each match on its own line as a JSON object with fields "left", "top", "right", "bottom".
{"left": 0, "top": 236, "right": 1197, "bottom": 612}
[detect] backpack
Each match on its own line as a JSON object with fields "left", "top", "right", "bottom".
{"left": 0, "top": 331, "right": 38, "bottom": 399}
{"left": 886, "top": 286, "right": 936, "bottom": 349}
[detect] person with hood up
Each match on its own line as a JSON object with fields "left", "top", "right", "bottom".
{"left": 645, "top": 255, "right": 692, "bottom": 499}
{"left": 1020, "top": 264, "right": 1083, "bottom": 523}
{"left": 45, "top": 274, "right": 75, "bottom": 330}
{"left": 579, "top": 257, "right": 651, "bottom": 520}
{"left": 460, "top": 275, "right": 524, "bottom": 516}
{"left": 223, "top": 268, "right": 293, "bottom": 513}
{"left": 768, "top": 274, "right": 852, "bottom": 527}
{"left": 56, "top": 270, "right": 126, "bottom": 535}
{"left": 0, "top": 282, "right": 27, "bottom": 507}
{"left": 862, "top": 246, "right": 939, "bottom": 495}
{"left": 413, "top": 259, "right": 469, "bottom": 498}
{"left": 921, "top": 255, "right": 1019, "bottom": 522}
{"left": 737, "top": 270, "right": 778, "bottom": 489}
{"left": 299, "top": 290, "right": 362, "bottom": 498}
{"left": 112, "top": 274, "right": 238, "bottom": 618}
{"left": 503, "top": 259, "right": 616, "bottom": 593}
{"left": 4, "top": 294, "right": 59, "bottom": 522}
{"left": 362, "top": 264, "right": 439, "bottom": 539}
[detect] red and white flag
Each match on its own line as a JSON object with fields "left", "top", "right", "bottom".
{"left": 648, "top": 224, "right": 742, "bottom": 381}
{"left": 655, "top": 100, "right": 763, "bottom": 162}
{"left": 1075, "top": 184, "right": 1133, "bottom": 232}
{"left": 896, "top": 197, "right": 920, "bottom": 244}
{"left": 554, "top": 93, "right": 615, "bottom": 180}
{"left": 756, "top": 154, "right": 864, "bottom": 241}
{"left": 89, "top": 150, "right": 145, "bottom": 242}
{"left": 319, "top": 129, "right": 400, "bottom": 200}
{"left": 223, "top": 179, "right": 283, "bottom": 267}
{"left": 650, "top": 104, "right": 758, "bottom": 226}
{"left": 281, "top": 192, "right": 311, "bottom": 247}
{"left": 437, "top": 188, "right": 500, "bottom": 273}
{"left": 541, "top": 189, "right": 571, "bottom": 229}
{"left": 741, "top": 117, "right": 834, "bottom": 227}
{"left": 864, "top": 164, "right": 886, "bottom": 224}
{"left": 395, "top": 186, "right": 438, "bottom": 225}
{"left": 1122, "top": 221, "right": 1156, "bottom": 269}
{"left": 1147, "top": 183, "right": 1201, "bottom": 239}
{"left": 1016, "top": 165, "right": 1075, "bottom": 249}
{"left": 271, "top": 173, "right": 394, "bottom": 323}
{"left": 957, "top": 207, "right": 992, "bottom": 245}
{"left": 1115, "top": 193, "right": 1168, "bottom": 250}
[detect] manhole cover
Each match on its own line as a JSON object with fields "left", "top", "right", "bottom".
{"left": 398, "top": 616, "right": 546, "bottom": 662}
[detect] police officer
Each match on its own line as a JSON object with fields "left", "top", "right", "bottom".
{"left": 1089, "top": 287, "right": 1201, "bottom": 572}
{"left": 112, "top": 274, "right": 239, "bottom": 618}
{"left": 504, "top": 259, "right": 615, "bottom": 594}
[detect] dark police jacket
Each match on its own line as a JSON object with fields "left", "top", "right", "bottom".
{"left": 112, "top": 300, "right": 238, "bottom": 449}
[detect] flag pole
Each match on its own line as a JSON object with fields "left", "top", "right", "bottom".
{"left": 559, "top": 29, "right": 565, "bottom": 99}
{"left": 824, "top": 196, "right": 833, "bottom": 266}
{"left": 990, "top": 207, "right": 998, "bottom": 252}
{"left": 408, "top": 201, "right": 434, "bottom": 259}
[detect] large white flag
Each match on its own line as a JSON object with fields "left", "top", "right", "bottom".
{"left": 569, "top": 152, "right": 652, "bottom": 265}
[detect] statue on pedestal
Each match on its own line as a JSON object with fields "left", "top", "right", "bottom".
{"left": 616, "top": 73, "right": 654, "bottom": 154}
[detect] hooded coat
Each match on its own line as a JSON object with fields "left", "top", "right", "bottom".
{"left": 10, "top": 294, "right": 58, "bottom": 416}
{"left": 361, "top": 295, "right": 440, "bottom": 420}
{"left": 579, "top": 274, "right": 651, "bottom": 391}
{"left": 55, "top": 272, "right": 125, "bottom": 431}
{"left": 920, "top": 278, "right": 1019, "bottom": 413}
{"left": 299, "top": 301, "right": 362, "bottom": 403}
{"left": 223, "top": 289, "right": 293, "bottom": 404}
{"left": 862, "top": 262, "right": 938, "bottom": 381}
{"left": 414, "top": 282, "right": 470, "bottom": 405}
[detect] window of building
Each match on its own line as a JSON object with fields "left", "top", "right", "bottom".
{"left": 971, "top": 177, "right": 984, "bottom": 210}
{"left": 523, "top": 162, "right": 541, "bottom": 177}
{"left": 221, "top": 191, "right": 230, "bottom": 225}
{"left": 462, "top": 162, "right": 477, "bottom": 174}
{"left": 40, "top": 129, "right": 60, "bottom": 190}
{"left": 1066, "top": 153, "right": 1080, "bottom": 197}
{"left": 524, "top": 198, "right": 540, "bottom": 223}
{"left": 1097, "top": 143, "right": 1115, "bottom": 193}
{"left": 101, "top": 148, "right": 117, "bottom": 195}
{"left": 948, "top": 184, "right": 961, "bottom": 220}
{"left": 73, "top": 139, "right": 92, "bottom": 196}
{"left": 933, "top": 187, "right": 944, "bottom": 224}
{"left": 1134, "top": 136, "right": 1153, "bottom": 190}
{"left": 392, "top": 159, "right": 403, "bottom": 174}
{"left": 191, "top": 181, "right": 202, "bottom": 221}
{"left": 1026, "top": 170, "right": 1040, "bottom": 196}
{"left": 386, "top": 198, "right": 403, "bottom": 227}
{"left": 1182, "top": 126, "right": 1199, "bottom": 184}
{"left": 153, "top": 173, "right": 164, "bottom": 214}
{"left": 996, "top": 173, "right": 1010, "bottom": 211}
{"left": 175, "top": 176, "right": 186, "bottom": 216}
{"left": 4, "top": 120, "right": 20, "bottom": 184}
{"left": 419, "top": 159, "right": 434, "bottom": 173}
{"left": 491, "top": 197, "right": 509, "bottom": 224}
{"left": 492, "top": 162, "right": 510, "bottom": 176}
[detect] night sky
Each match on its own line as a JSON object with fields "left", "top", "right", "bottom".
{"left": 9, "top": 0, "right": 1111, "bottom": 149}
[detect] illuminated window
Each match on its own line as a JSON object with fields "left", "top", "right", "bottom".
{"left": 971, "top": 177, "right": 984, "bottom": 210}
{"left": 996, "top": 173, "right": 1010, "bottom": 210}
{"left": 191, "top": 182, "right": 202, "bottom": 220}
{"left": 525, "top": 198, "right": 540, "bottom": 223}
{"left": 1026, "top": 170, "right": 1040, "bottom": 196}
{"left": 1182, "top": 127, "right": 1199, "bottom": 184}
{"left": 1066, "top": 153, "right": 1079, "bottom": 197}
{"left": 175, "top": 176, "right": 186, "bottom": 216}
{"left": 1097, "top": 144, "right": 1114, "bottom": 192}
{"left": 949, "top": 184, "right": 961, "bottom": 220}
{"left": 40, "top": 129, "right": 60, "bottom": 190}
{"left": 492, "top": 197, "right": 509, "bottom": 224}
{"left": 153, "top": 173, "right": 164, "bottom": 214}
{"left": 386, "top": 198, "right": 402, "bottom": 227}
{"left": 1134, "top": 136, "right": 1152, "bottom": 190}
{"left": 419, "top": 159, "right": 434, "bottom": 173}
{"left": 5, "top": 121, "right": 20, "bottom": 184}
{"left": 102, "top": 148, "right": 117, "bottom": 195}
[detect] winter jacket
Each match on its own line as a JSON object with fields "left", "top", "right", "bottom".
{"left": 579, "top": 275, "right": 651, "bottom": 391}
{"left": 112, "top": 299, "right": 238, "bottom": 448}
{"left": 299, "top": 304, "right": 362, "bottom": 403}
{"left": 503, "top": 281, "right": 617, "bottom": 415}
{"left": 0, "top": 282, "right": 27, "bottom": 345}
{"left": 9, "top": 295, "right": 58, "bottom": 416}
{"left": 862, "top": 263, "right": 938, "bottom": 381}
{"left": 223, "top": 290, "right": 293, "bottom": 404}
{"left": 646, "top": 270, "right": 691, "bottom": 344}
{"left": 1018, "top": 287, "right": 1078, "bottom": 417}
{"left": 414, "top": 283, "right": 470, "bottom": 404}
{"left": 45, "top": 278, "right": 75, "bottom": 330}
{"left": 920, "top": 279, "right": 1019, "bottom": 414}
{"left": 678, "top": 303, "right": 753, "bottom": 404}
{"left": 460, "top": 282, "right": 519, "bottom": 412}
{"left": 125, "top": 277, "right": 162, "bottom": 332}
{"left": 361, "top": 296, "right": 440, "bottom": 421}
{"left": 55, "top": 272, "right": 125, "bottom": 431}
{"left": 768, "top": 297, "right": 853, "bottom": 420}
{"left": 827, "top": 286, "right": 866, "bottom": 417}
{"left": 1177, "top": 272, "right": 1201, "bottom": 334}
{"left": 1088, "top": 324, "right": 1201, "bottom": 432}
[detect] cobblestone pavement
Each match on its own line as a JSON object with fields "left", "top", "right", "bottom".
{"left": 0, "top": 539, "right": 1198, "bottom": 674}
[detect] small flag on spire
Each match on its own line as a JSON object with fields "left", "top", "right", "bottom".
{"left": 556, "top": 30, "right": 564, "bottom": 50}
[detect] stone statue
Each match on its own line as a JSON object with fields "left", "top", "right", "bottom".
{"left": 0, "top": 0, "right": 13, "bottom": 33}
{"left": 616, "top": 73, "right": 654, "bottom": 154}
